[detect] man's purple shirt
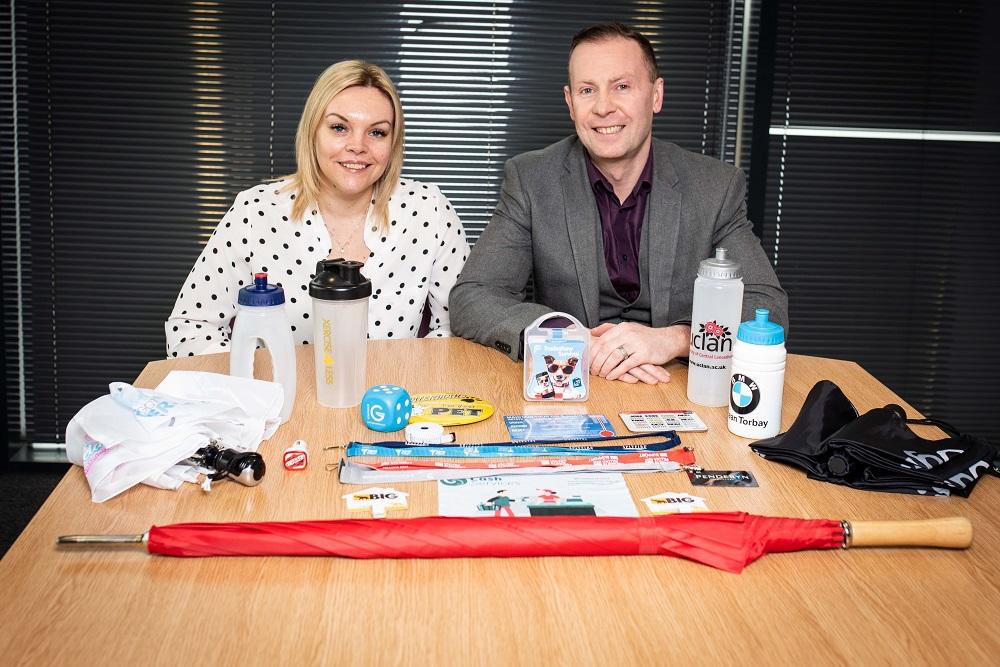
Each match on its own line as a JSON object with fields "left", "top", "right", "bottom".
{"left": 585, "top": 147, "right": 654, "bottom": 304}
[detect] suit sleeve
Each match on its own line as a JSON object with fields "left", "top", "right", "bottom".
{"left": 449, "top": 158, "right": 552, "bottom": 359}
{"left": 712, "top": 168, "right": 789, "bottom": 334}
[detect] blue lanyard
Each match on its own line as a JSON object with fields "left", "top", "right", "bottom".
{"left": 346, "top": 430, "right": 681, "bottom": 458}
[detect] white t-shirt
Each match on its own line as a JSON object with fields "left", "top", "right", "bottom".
{"left": 165, "top": 177, "right": 470, "bottom": 357}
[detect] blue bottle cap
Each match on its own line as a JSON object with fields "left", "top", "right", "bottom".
{"left": 736, "top": 308, "right": 785, "bottom": 345}
{"left": 238, "top": 273, "right": 285, "bottom": 306}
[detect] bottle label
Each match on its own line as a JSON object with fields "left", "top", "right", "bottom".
{"left": 728, "top": 369, "right": 783, "bottom": 436}
{"left": 689, "top": 319, "right": 734, "bottom": 368}
{"left": 321, "top": 319, "right": 334, "bottom": 384}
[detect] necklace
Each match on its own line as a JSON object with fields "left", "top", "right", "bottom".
{"left": 331, "top": 224, "right": 358, "bottom": 256}
{"left": 326, "top": 209, "right": 368, "bottom": 258}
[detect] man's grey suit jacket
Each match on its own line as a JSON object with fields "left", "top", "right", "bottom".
{"left": 450, "top": 135, "right": 787, "bottom": 361}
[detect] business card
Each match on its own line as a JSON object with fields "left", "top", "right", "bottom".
{"left": 503, "top": 414, "right": 616, "bottom": 442}
{"left": 620, "top": 410, "right": 708, "bottom": 433}
{"left": 687, "top": 469, "right": 758, "bottom": 487}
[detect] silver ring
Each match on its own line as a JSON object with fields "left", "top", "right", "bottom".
{"left": 616, "top": 345, "right": 631, "bottom": 359}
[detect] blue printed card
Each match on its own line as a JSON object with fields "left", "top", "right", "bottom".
{"left": 503, "top": 414, "right": 617, "bottom": 442}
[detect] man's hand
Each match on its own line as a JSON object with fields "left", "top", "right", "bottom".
{"left": 589, "top": 322, "right": 691, "bottom": 385}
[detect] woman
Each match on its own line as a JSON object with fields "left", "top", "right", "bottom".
{"left": 165, "top": 61, "right": 469, "bottom": 357}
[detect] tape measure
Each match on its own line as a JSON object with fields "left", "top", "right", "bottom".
{"left": 408, "top": 392, "right": 494, "bottom": 426}
{"left": 404, "top": 422, "right": 455, "bottom": 444}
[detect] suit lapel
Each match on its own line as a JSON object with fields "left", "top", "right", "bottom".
{"left": 647, "top": 141, "right": 681, "bottom": 327}
{"left": 561, "top": 145, "right": 600, "bottom": 326}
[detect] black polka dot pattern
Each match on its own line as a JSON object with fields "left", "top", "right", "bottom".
{"left": 165, "top": 178, "right": 470, "bottom": 356}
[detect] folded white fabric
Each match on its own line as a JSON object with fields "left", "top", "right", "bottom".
{"left": 66, "top": 371, "right": 283, "bottom": 502}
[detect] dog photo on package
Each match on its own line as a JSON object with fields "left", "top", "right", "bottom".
{"left": 523, "top": 312, "right": 589, "bottom": 401}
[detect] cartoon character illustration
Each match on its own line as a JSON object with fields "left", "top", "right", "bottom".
{"left": 534, "top": 371, "right": 556, "bottom": 399}
{"left": 543, "top": 355, "right": 579, "bottom": 398}
{"left": 537, "top": 488, "right": 560, "bottom": 504}
{"left": 486, "top": 489, "right": 516, "bottom": 517}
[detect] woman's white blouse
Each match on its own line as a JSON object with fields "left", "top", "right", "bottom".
{"left": 165, "top": 178, "right": 469, "bottom": 357}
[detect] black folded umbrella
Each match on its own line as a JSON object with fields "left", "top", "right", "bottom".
{"left": 750, "top": 380, "right": 1000, "bottom": 497}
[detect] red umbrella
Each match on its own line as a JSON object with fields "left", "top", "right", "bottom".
{"left": 58, "top": 512, "right": 972, "bottom": 573}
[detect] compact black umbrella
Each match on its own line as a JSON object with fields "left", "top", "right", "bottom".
{"left": 751, "top": 381, "right": 1000, "bottom": 497}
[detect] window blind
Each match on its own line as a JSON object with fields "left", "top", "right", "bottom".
{"left": 2, "top": 0, "right": 749, "bottom": 451}
{"left": 763, "top": 0, "right": 1000, "bottom": 443}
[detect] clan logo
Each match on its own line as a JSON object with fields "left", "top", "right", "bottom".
{"left": 691, "top": 320, "right": 733, "bottom": 353}
{"left": 730, "top": 373, "right": 760, "bottom": 415}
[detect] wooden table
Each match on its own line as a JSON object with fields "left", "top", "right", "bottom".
{"left": 1, "top": 339, "right": 997, "bottom": 665}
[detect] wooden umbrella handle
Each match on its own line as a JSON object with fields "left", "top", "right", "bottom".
{"left": 847, "top": 517, "right": 973, "bottom": 549}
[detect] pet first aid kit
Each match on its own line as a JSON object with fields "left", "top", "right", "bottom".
{"left": 523, "top": 312, "right": 589, "bottom": 401}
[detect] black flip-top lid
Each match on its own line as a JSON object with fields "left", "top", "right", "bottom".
{"left": 309, "top": 259, "right": 372, "bottom": 301}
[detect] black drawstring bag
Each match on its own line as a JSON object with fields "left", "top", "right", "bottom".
{"left": 750, "top": 380, "right": 1000, "bottom": 497}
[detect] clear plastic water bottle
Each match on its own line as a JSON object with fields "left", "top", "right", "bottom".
{"left": 309, "top": 259, "right": 372, "bottom": 408}
{"left": 687, "top": 248, "right": 744, "bottom": 406}
{"left": 729, "top": 308, "right": 786, "bottom": 439}
{"left": 229, "top": 272, "right": 297, "bottom": 422}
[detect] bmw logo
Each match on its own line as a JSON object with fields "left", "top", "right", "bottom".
{"left": 730, "top": 373, "right": 760, "bottom": 415}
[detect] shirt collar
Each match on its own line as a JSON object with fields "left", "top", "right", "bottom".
{"left": 585, "top": 146, "right": 654, "bottom": 203}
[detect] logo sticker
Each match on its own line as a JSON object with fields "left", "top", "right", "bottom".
{"left": 730, "top": 373, "right": 760, "bottom": 415}
{"left": 342, "top": 486, "right": 409, "bottom": 518}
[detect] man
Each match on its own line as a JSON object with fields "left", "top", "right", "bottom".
{"left": 450, "top": 23, "right": 786, "bottom": 385}
{"left": 487, "top": 490, "right": 516, "bottom": 518}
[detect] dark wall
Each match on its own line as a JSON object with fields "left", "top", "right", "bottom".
{"left": 758, "top": 0, "right": 999, "bottom": 441}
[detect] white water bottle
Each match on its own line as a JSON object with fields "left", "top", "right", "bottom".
{"left": 687, "top": 248, "right": 744, "bottom": 406}
{"left": 728, "top": 308, "right": 786, "bottom": 439}
{"left": 229, "top": 272, "right": 297, "bottom": 422}
{"left": 309, "top": 259, "right": 371, "bottom": 408}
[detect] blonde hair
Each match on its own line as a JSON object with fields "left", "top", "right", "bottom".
{"left": 285, "top": 60, "right": 405, "bottom": 229}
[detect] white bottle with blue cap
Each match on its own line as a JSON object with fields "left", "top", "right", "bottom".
{"left": 728, "top": 308, "right": 786, "bottom": 439}
{"left": 229, "top": 272, "right": 297, "bottom": 423}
